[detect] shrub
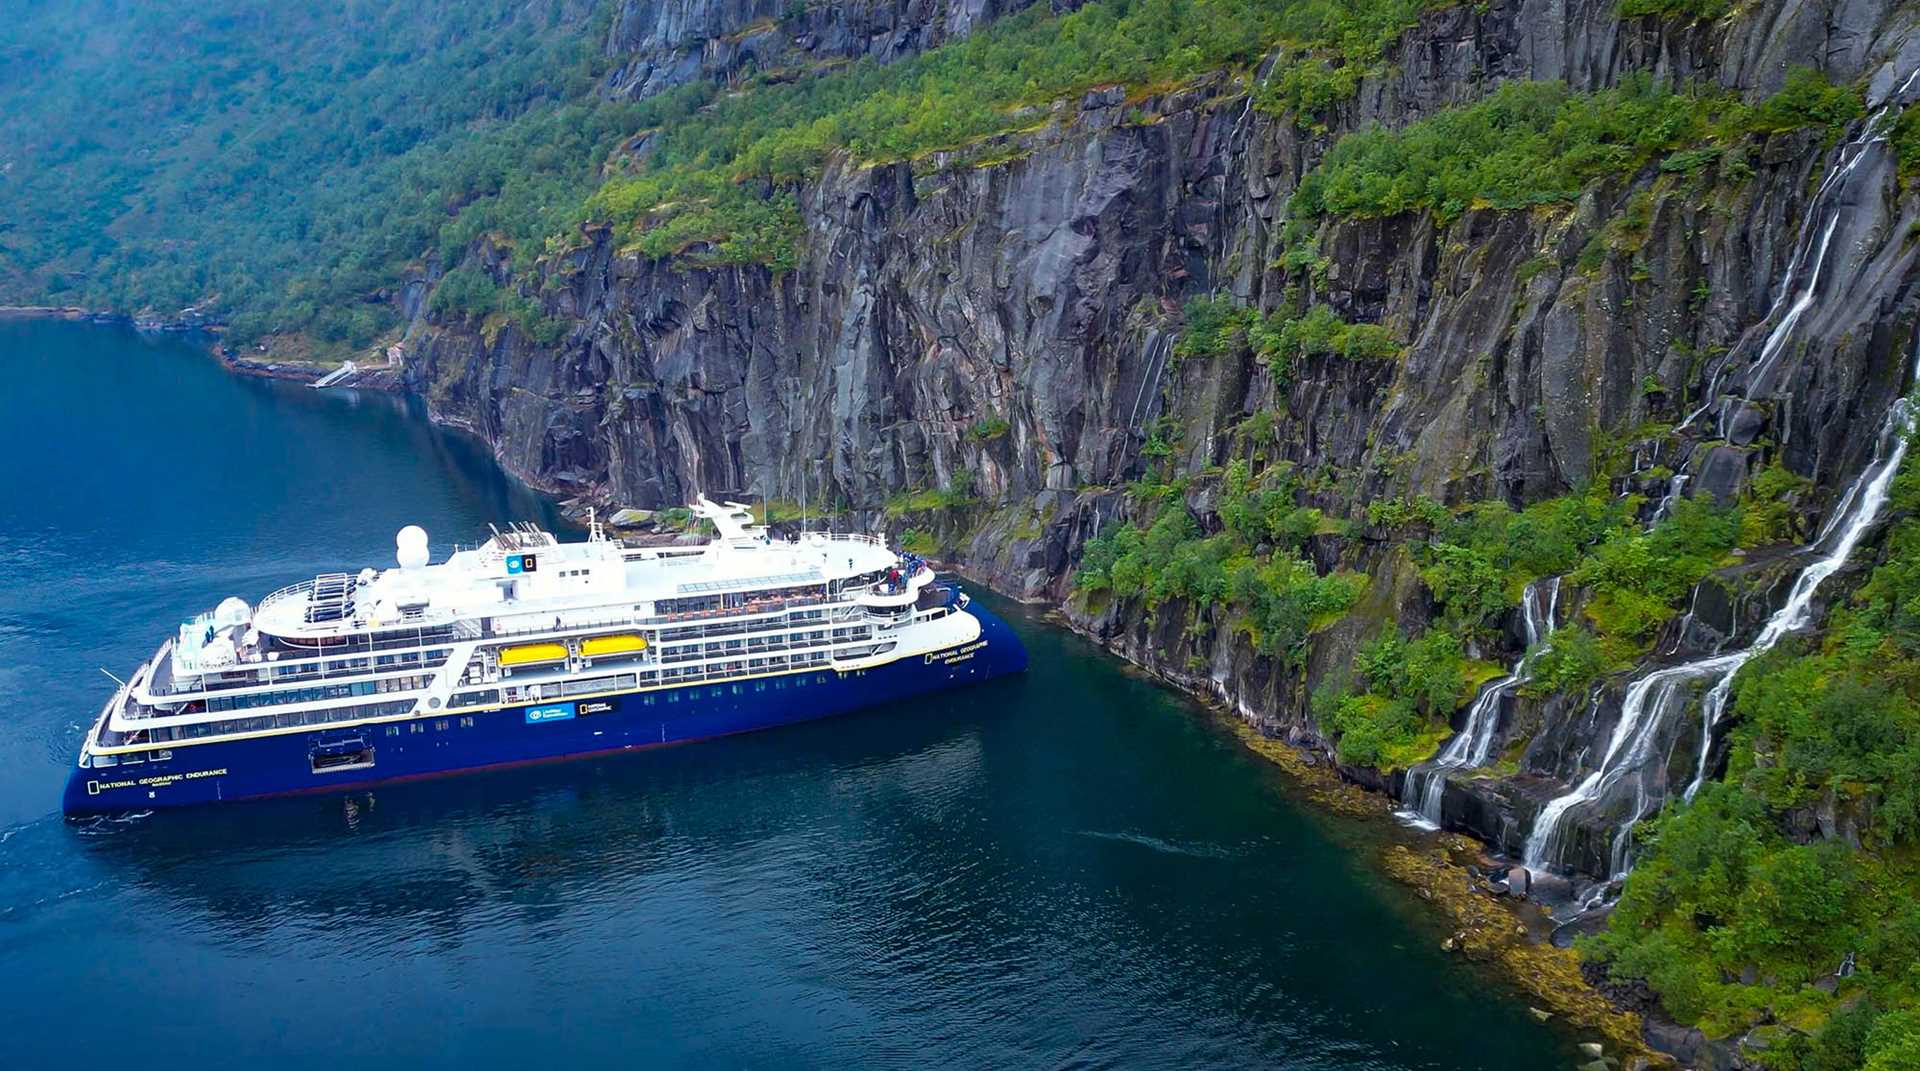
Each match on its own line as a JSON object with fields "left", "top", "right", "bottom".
{"left": 968, "top": 415, "right": 1012, "bottom": 441}
{"left": 1893, "top": 107, "right": 1920, "bottom": 181}
{"left": 428, "top": 267, "right": 503, "bottom": 319}
{"left": 1743, "top": 68, "right": 1866, "bottom": 136}
{"left": 1523, "top": 626, "right": 1615, "bottom": 697}
{"left": 1325, "top": 628, "right": 1474, "bottom": 767}
{"left": 1617, "top": 0, "right": 1733, "bottom": 20}
{"left": 1292, "top": 70, "right": 1862, "bottom": 226}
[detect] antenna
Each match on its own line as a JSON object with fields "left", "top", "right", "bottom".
{"left": 98, "top": 667, "right": 127, "bottom": 687}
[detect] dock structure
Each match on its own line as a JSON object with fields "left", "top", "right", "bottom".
{"left": 310, "top": 360, "right": 357, "bottom": 388}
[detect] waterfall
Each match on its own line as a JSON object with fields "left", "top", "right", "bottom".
{"left": 1126, "top": 331, "right": 1171, "bottom": 433}
{"left": 1682, "top": 69, "right": 1920, "bottom": 434}
{"left": 1398, "top": 578, "right": 1560, "bottom": 827}
{"left": 1525, "top": 359, "right": 1918, "bottom": 878}
{"left": 1522, "top": 75, "right": 1920, "bottom": 878}
{"left": 1650, "top": 474, "right": 1689, "bottom": 523}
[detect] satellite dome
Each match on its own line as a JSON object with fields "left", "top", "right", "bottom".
{"left": 213, "top": 596, "right": 251, "bottom": 627}
{"left": 396, "top": 525, "right": 430, "bottom": 570}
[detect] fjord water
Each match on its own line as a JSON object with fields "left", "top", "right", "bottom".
{"left": 0, "top": 320, "right": 1574, "bottom": 1069}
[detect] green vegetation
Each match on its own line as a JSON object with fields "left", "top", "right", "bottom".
{"left": 1569, "top": 497, "right": 1741, "bottom": 645}
{"left": 1616, "top": 0, "right": 1734, "bottom": 21}
{"left": 883, "top": 473, "right": 977, "bottom": 518}
{"left": 1892, "top": 106, "right": 1920, "bottom": 181}
{"left": 968, "top": 416, "right": 1013, "bottom": 441}
{"left": 1292, "top": 71, "right": 1863, "bottom": 224}
{"left": 1249, "top": 0, "right": 1433, "bottom": 125}
{"left": 1075, "top": 460, "right": 1363, "bottom": 663}
{"left": 1317, "top": 489, "right": 1732, "bottom": 761}
{"left": 1175, "top": 296, "right": 1401, "bottom": 385}
{"left": 1420, "top": 488, "right": 1735, "bottom": 645}
{"left": 1417, "top": 494, "right": 1631, "bottom": 632}
{"left": 1742, "top": 462, "right": 1814, "bottom": 547}
{"left": 1583, "top": 459, "right": 1920, "bottom": 1069}
{"left": 1321, "top": 628, "right": 1492, "bottom": 767}
{"left": 1743, "top": 67, "right": 1868, "bottom": 136}
{"left": 898, "top": 528, "right": 941, "bottom": 556}
{"left": 1403, "top": 490, "right": 1738, "bottom": 700}
{"left": 0, "top": 0, "right": 1454, "bottom": 347}
{"left": 1522, "top": 625, "right": 1612, "bottom": 697}
{"left": 0, "top": 0, "right": 633, "bottom": 350}
{"left": 581, "top": 0, "right": 1437, "bottom": 270}
{"left": 427, "top": 268, "right": 568, "bottom": 345}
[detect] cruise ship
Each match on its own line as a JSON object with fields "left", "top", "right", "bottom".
{"left": 65, "top": 498, "right": 1027, "bottom": 814}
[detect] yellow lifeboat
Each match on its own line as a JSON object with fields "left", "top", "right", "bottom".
{"left": 498, "top": 642, "right": 567, "bottom": 667}
{"left": 581, "top": 633, "right": 648, "bottom": 657}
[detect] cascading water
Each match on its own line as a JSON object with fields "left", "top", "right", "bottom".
{"left": 1526, "top": 353, "right": 1920, "bottom": 879}
{"left": 1524, "top": 73, "right": 1920, "bottom": 879}
{"left": 1650, "top": 474, "right": 1689, "bottom": 523}
{"left": 1682, "top": 68, "right": 1920, "bottom": 435}
{"left": 1398, "top": 578, "right": 1560, "bottom": 828}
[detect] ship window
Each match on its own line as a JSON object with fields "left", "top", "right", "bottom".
{"left": 410, "top": 723, "right": 423, "bottom": 734}
{"left": 795, "top": 677, "right": 807, "bottom": 688}
{"left": 386, "top": 726, "right": 399, "bottom": 736}
{"left": 816, "top": 675, "right": 827, "bottom": 684}
{"left": 755, "top": 681, "right": 766, "bottom": 692}
{"left": 709, "top": 687, "right": 722, "bottom": 698}
{"left": 460, "top": 716, "right": 474, "bottom": 728}
{"left": 666, "top": 692, "right": 679, "bottom": 703}
{"left": 434, "top": 720, "right": 449, "bottom": 731}
{"left": 731, "top": 684, "right": 744, "bottom": 695}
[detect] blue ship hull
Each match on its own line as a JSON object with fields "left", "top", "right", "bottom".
{"left": 66, "top": 601, "right": 1028, "bottom": 816}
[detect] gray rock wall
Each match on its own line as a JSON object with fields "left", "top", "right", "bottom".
{"left": 603, "top": 0, "right": 1068, "bottom": 99}
{"left": 408, "top": 0, "right": 1920, "bottom": 877}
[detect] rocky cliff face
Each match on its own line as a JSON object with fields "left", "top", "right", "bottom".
{"left": 603, "top": 0, "right": 1066, "bottom": 99}
{"left": 407, "top": 0, "right": 1920, "bottom": 881}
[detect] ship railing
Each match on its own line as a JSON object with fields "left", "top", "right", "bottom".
{"left": 256, "top": 579, "right": 315, "bottom": 614}
{"left": 152, "top": 648, "right": 454, "bottom": 700}
{"left": 652, "top": 606, "right": 852, "bottom": 643}
{"left": 652, "top": 630, "right": 860, "bottom": 666}
{"left": 810, "top": 532, "right": 887, "bottom": 548}
{"left": 482, "top": 595, "right": 859, "bottom": 641}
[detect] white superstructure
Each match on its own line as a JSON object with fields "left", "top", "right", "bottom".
{"left": 80, "top": 497, "right": 972, "bottom": 768}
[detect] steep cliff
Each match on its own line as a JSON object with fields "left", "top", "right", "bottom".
{"left": 407, "top": 0, "right": 1920, "bottom": 898}
{"left": 603, "top": 0, "right": 1066, "bottom": 99}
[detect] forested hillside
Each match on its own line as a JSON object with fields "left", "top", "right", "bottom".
{"left": 0, "top": 0, "right": 628, "bottom": 348}
{"left": 0, "top": 0, "right": 1432, "bottom": 352}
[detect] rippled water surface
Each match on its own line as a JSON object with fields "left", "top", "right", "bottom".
{"left": 0, "top": 320, "right": 1575, "bottom": 1069}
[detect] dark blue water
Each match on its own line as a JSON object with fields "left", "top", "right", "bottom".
{"left": 0, "top": 320, "right": 1574, "bottom": 1069}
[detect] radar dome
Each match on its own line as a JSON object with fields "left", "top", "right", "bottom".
{"left": 396, "top": 525, "right": 430, "bottom": 570}
{"left": 213, "top": 597, "right": 252, "bottom": 628}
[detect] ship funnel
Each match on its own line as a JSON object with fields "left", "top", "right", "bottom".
{"left": 396, "top": 525, "right": 430, "bottom": 570}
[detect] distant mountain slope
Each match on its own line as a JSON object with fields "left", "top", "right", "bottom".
{"left": 0, "top": 0, "right": 609, "bottom": 344}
